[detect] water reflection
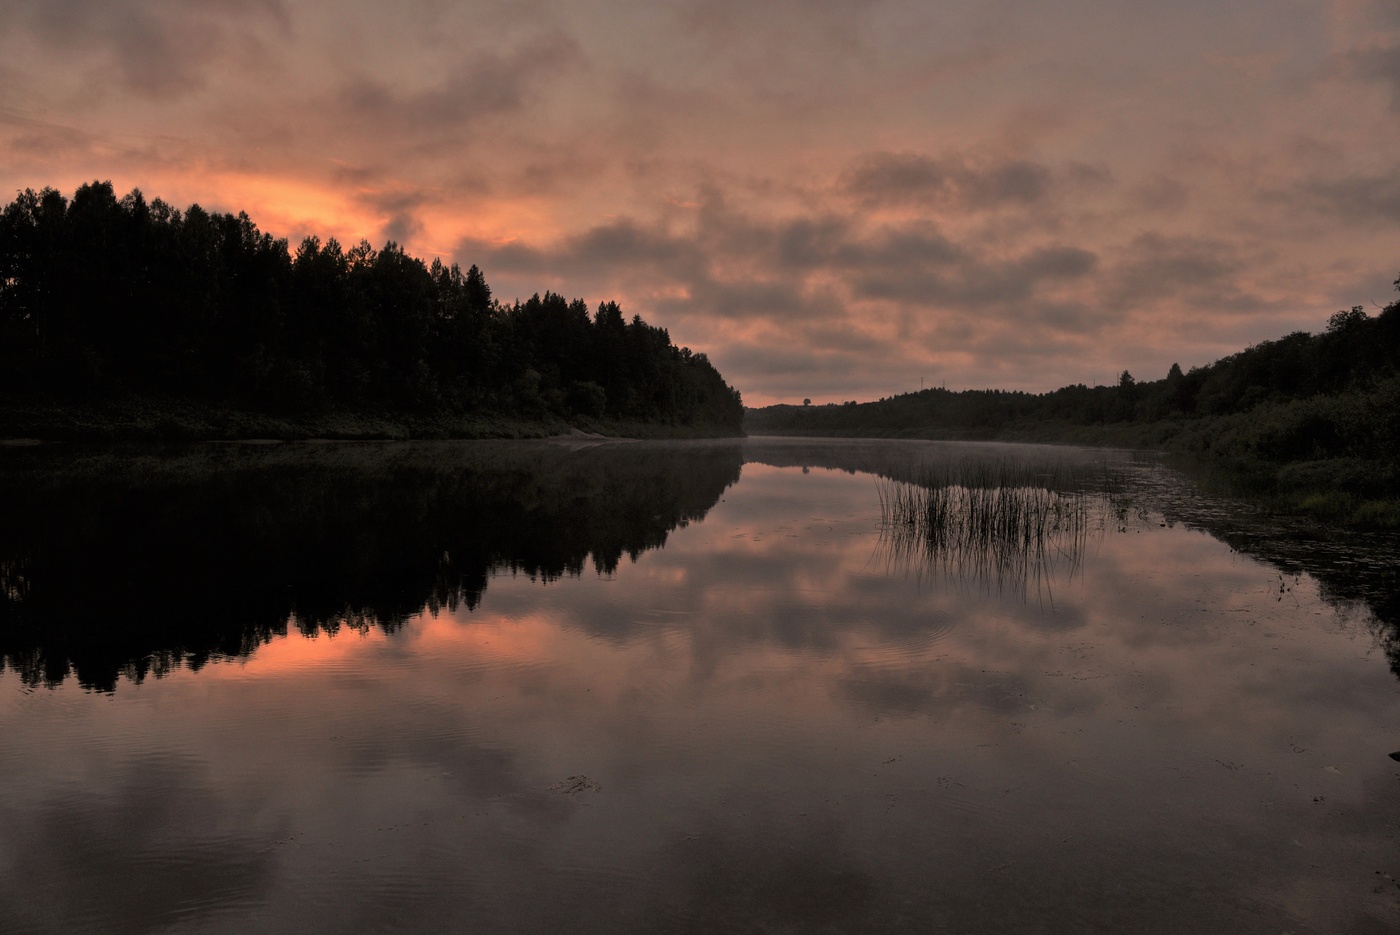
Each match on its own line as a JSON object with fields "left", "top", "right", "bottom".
{"left": 1, "top": 438, "right": 1398, "bottom": 933}
{"left": 1100, "top": 454, "right": 1400, "bottom": 681}
{"left": 0, "top": 440, "right": 741, "bottom": 690}
{"left": 748, "top": 437, "right": 1400, "bottom": 678}
{"left": 1, "top": 752, "right": 275, "bottom": 935}
{"left": 3, "top": 438, "right": 1399, "bottom": 690}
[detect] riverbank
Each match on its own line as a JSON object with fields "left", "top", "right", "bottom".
{"left": 1160, "top": 452, "right": 1400, "bottom": 531}
{"left": 0, "top": 397, "right": 744, "bottom": 444}
{"left": 746, "top": 418, "right": 1400, "bottom": 530}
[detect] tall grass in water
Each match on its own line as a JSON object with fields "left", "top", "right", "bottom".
{"left": 876, "top": 458, "right": 1120, "bottom": 595}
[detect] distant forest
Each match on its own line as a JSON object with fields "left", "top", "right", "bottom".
{"left": 750, "top": 283, "right": 1400, "bottom": 523}
{"left": 0, "top": 182, "right": 743, "bottom": 435}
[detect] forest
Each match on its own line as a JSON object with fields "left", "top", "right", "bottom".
{"left": 748, "top": 285, "right": 1400, "bottom": 525}
{"left": 0, "top": 182, "right": 744, "bottom": 438}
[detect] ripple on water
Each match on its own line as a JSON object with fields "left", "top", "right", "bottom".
{"left": 847, "top": 618, "right": 959, "bottom": 674}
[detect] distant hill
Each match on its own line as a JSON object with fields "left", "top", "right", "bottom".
{"left": 747, "top": 280, "right": 1400, "bottom": 525}
{"left": 0, "top": 182, "right": 744, "bottom": 439}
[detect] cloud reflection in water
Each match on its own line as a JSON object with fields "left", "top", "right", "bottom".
{"left": 0, "top": 440, "right": 1398, "bottom": 933}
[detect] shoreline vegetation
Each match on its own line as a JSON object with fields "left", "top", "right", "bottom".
{"left": 747, "top": 276, "right": 1400, "bottom": 529}
{"left": 875, "top": 458, "right": 1108, "bottom": 594}
{"left": 0, "top": 396, "right": 739, "bottom": 443}
{"left": 0, "top": 182, "right": 744, "bottom": 441}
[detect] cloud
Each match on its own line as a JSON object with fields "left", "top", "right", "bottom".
{"left": 458, "top": 151, "right": 1184, "bottom": 385}
{"left": 675, "top": 278, "right": 839, "bottom": 323}
{"left": 840, "top": 151, "right": 1108, "bottom": 213}
{"left": 335, "top": 32, "right": 582, "bottom": 136}
{"left": 1131, "top": 175, "right": 1190, "bottom": 213}
{"left": 679, "top": 0, "right": 885, "bottom": 47}
{"left": 8, "top": 0, "right": 1399, "bottom": 403}
{"left": 770, "top": 216, "right": 856, "bottom": 270}
{"left": 356, "top": 188, "right": 430, "bottom": 246}
{"left": 1, "top": 0, "right": 290, "bottom": 98}
{"left": 450, "top": 186, "right": 1124, "bottom": 401}
{"left": 719, "top": 343, "right": 870, "bottom": 381}
{"left": 843, "top": 151, "right": 1049, "bottom": 209}
{"left": 1298, "top": 170, "right": 1400, "bottom": 225}
{"left": 1350, "top": 41, "right": 1400, "bottom": 109}
{"left": 851, "top": 240, "right": 1097, "bottom": 308}
{"left": 830, "top": 224, "right": 964, "bottom": 271}
{"left": 1102, "top": 232, "right": 1263, "bottom": 314}
{"left": 457, "top": 218, "right": 701, "bottom": 288}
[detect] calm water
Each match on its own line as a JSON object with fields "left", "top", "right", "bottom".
{"left": 1, "top": 438, "right": 1398, "bottom": 934}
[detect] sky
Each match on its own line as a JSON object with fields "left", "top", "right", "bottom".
{"left": 2, "top": 0, "right": 1399, "bottom": 405}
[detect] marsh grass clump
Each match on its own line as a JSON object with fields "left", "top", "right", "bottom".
{"left": 877, "top": 458, "right": 1121, "bottom": 593}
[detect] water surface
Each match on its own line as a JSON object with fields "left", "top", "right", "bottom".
{"left": 1, "top": 438, "right": 1397, "bottom": 933}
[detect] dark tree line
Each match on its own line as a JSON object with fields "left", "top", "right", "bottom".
{"left": 0, "top": 182, "right": 743, "bottom": 431}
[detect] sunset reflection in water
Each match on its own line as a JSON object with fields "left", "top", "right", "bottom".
{"left": 1, "top": 443, "right": 1397, "bottom": 934}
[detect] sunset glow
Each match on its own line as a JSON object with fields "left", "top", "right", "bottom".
{"left": 3, "top": 1, "right": 1398, "bottom": 403}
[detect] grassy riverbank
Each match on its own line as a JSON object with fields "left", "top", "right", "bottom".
{"left": 1158, "top": 450, "right": 1400, "bottom": 530}
{"left": 747, "top": 377, "right": 1400, "bottom": 529}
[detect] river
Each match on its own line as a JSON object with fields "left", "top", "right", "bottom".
{"left": 1, "top": 438, "right": 1397, "bottom": 933}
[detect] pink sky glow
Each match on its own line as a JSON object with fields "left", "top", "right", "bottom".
{"left": 3, "top": 0, "right": 1398, "bottom": 405}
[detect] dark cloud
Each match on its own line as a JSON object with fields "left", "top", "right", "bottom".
{"left": 962, "top": 318, "right": 1095, "bottom": 361}
{"left": 1298, "top": 170, "right": 1400, "bottom": 226}
{"left": 1132, "top": 175, "right": 1189, "bottom": 213}
{"left": 1351, "top": 41, "right": 1400, "bottom": 110}
{"left": 511, "top": 149, "right": 611, "bottom": 197}
{"left": 458, "top": 218, "right": 703, "bottom": 289}
{"left": 0, "top": 110, "right": 93, "bottom": 159}
{"left": 717, "top": 344, "right": 869, "bottom": 382}
{"left": 796, "top": 322, "right": 896, "bottom": 356}
{"left": 831, "top": 224, "right": 964, "bottom": 271}
{"left": 1025, "top": 300, "right": 1105, "bottom": 335}
{"left": 569, "top": 220, "right": 700, "bottom": 271}
{"left": 0, "top": 105, "right": 212, "bottom": 183}
{"left": 853, "top": 242, "right": 1097, "bottom": 308}
{"left": 336, "top": 31, "right": 581, "bottom": 136}
{"left": 1104, "top": 232, "right": 1259, "bottom": 312}
{"left": 357, "top": 188, "right": 429, "bottom": 246}
{"left": 773, "top": 215, "right": 856, "bottom": 269}
{"left": 676, "top": 278, "right": 837, "bottom": 322}
{"left": 2, "top": 0, "right": 289, "bottom": 98}
{"left": 679, "top": 0, "right": 885, "bottom": 58}
{"left": 841, "top": 151, "right": 1077, "bottom": 211}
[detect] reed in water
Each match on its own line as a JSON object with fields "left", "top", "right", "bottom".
{"left": 876, "top": 458, "right": 1121, "bottom": 594}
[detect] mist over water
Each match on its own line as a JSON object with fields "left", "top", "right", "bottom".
{"left": 1, "top": 438, "right": 1397, "bottom": 933}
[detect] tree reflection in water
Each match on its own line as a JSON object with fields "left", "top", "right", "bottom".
{"left": 0, "top": 441, "right": 742, "bottom": 691}
{"left": 2, "top": 437, "right": 1397, "bottom": 690}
